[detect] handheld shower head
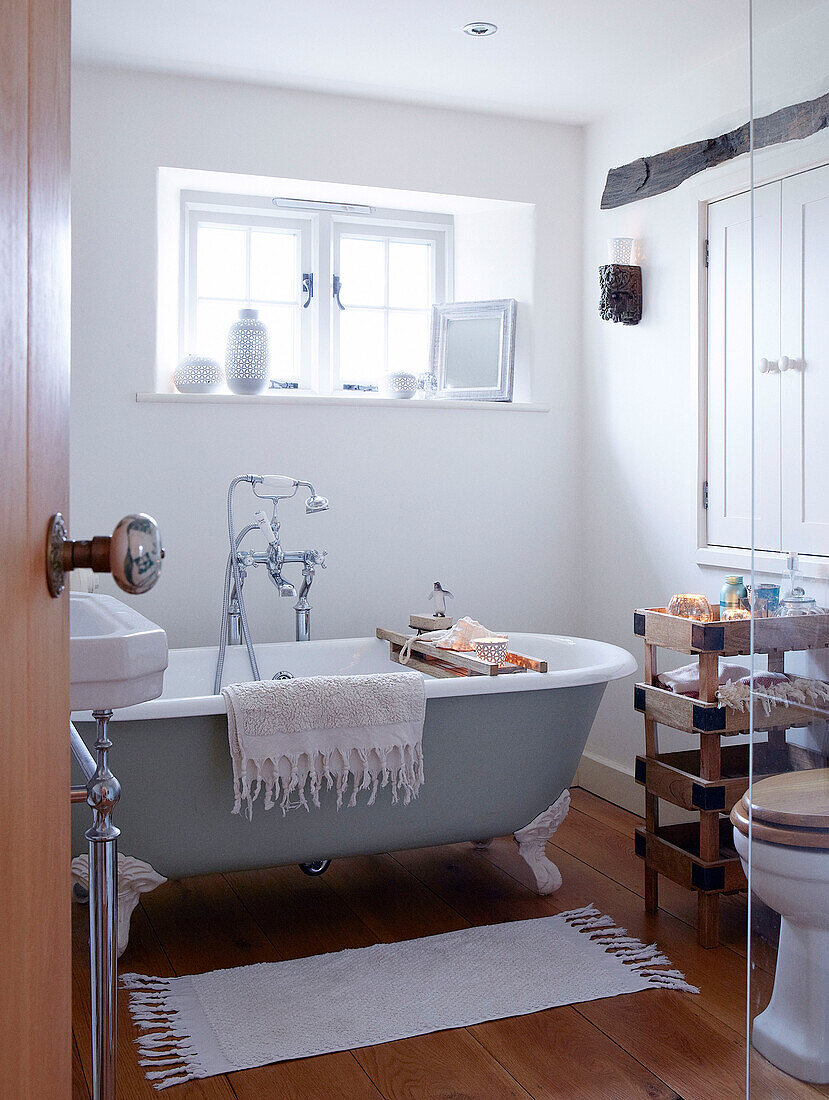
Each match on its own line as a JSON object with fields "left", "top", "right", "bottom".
{"left": 250, "top": 475, "right": 328, "bottom": 513}
{"left": 299, "top": 481, "right": 329, "bottom": 513}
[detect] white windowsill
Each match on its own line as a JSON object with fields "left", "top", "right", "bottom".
{"left": 136, "top": 392, "right": 550, "bottom": 412}
{"left": 697, "top": 545, "right": 829, "bottom": 581}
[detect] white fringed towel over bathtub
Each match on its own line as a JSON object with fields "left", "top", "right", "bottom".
{"left": 123, "top": 905, "right": 698, "bottom": 1089}
{"left": 222, "top": 671, "right": 426, "bottom": 816}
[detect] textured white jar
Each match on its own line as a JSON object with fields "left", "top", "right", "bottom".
{"left": 225, "top": 309, "right": 269, "bottom": 395}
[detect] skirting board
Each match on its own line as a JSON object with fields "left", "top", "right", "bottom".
{"left": 575, "top": 751, "right": 694, "bottom": 826}
{"left": 575, "top": 751, "right": 643, "bottom": 816}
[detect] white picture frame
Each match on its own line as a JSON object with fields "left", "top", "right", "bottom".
{"left": 430, "top": 299, "right": 517, "bottom": 402}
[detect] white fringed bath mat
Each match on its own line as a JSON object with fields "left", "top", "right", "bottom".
{"left": 123, "top": 904, "right": 698, "bottom": 1089}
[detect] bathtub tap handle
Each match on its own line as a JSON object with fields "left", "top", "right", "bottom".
{"left": 47, "top": 513, "right": 164, "bottom": 598}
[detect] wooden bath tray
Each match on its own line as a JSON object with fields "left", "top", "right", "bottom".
{"left": 376, "top": 628, "right": 547, "bottom": 678}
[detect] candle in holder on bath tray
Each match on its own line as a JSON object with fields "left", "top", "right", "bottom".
{"left": 473, "top": 637, "right": 509, "bottom": 665}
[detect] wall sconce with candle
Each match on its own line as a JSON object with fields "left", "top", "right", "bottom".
{"left": 599, "top": 238, "right": 642, "bottom": 325}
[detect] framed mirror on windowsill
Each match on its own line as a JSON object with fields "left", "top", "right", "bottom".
{"left": 430, "top": 298, "right": 517, "bottom": 401}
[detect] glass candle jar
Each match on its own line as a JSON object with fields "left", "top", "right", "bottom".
{"left": 607, "top": 238, "right": 634, "bottom": 264}
{"left": 667, "top": 594, "right": 714, "bottom": 622}
{"left": 721, "top": 608, "right": 751, "bottom": 622}
{"left": 472, "top": 637, "right": 509, "bottom": 664}
{"left": 755, "top": 583, "right": 780, "bottom": 616}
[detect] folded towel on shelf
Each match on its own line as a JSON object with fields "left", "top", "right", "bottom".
{"left": 223, "top": 672, "right": 426, "bottom": 817}
{"left": 658, "top": 660, "right": 750, "bottom": 698}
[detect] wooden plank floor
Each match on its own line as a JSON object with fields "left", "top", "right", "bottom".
{"left": 71, "top": 789, "right": 829, "bottom": 1100}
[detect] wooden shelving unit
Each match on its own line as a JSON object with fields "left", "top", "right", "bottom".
{"left": 633, "top": 607, "right": 829, "bottom": 948}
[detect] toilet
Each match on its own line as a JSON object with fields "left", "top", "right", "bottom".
{"left": 731, "top": 769, "right": 829, "bottom": 1084}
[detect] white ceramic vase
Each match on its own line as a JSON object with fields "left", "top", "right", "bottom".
{"left": 225, "top": 309, "right": 269, "bottom": 395}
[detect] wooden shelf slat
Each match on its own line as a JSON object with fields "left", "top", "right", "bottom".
{"left": 635, "top": 742, "right": 826, "bottom": 812}
{"left": 634, "top": 680, "right": 817, "bottom": 734}
{"left": 634, "top": 607, "right": 829, "bottom": 656}
{"left": 634, "top": 821, "right": 745, "bottom": 894}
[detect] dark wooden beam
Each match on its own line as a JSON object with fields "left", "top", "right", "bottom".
{"left": 601, "top": 90, "right": 829, "bottom": 209}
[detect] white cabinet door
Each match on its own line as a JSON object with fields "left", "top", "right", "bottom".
{"left": 781, "top": 164, "right": 829, "bottom": 557}
{"left": 707, "top": 183, "right": 781, "bottom": 551}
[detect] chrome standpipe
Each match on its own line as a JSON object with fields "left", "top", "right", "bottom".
{"left": 294, "top": 598, "right": 311, "bottom": 642}
{"left": 227, "top": 596, "right": 243, "bottom": 646}
{"left": 86, "top": 709, "right": 120, "bottom": 1100}
{"left": 291, "top": 552, "right": 325, "bottom": 641}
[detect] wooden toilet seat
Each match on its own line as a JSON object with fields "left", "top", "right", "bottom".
{"left": 730, "top": 768, "right": 829, "bottom": 849}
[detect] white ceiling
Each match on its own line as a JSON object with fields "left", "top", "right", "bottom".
{"left": 71, "top": 1, "right": 787, "bottom": 124}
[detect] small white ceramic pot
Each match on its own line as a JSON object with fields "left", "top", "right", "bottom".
{"left": 173, "top": 354, "right": 223, "bottom": 393}
{"left": 383, "top": 371, "right": 419, "bottom": 399}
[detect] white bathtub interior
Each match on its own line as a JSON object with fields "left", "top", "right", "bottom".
{"left": 71, "top": 633, "right": 637, "bottom": 723}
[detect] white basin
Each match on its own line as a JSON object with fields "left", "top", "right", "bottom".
{"left": 70, "top": 592, "right": 168, "bottom": 713}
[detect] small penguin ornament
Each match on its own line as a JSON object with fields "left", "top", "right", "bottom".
{"left": 429, "top": 581, "right": 454, "bottom": 617}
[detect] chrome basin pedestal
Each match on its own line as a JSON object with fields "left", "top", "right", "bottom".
{"left": 87, "top": 709, "right": 120, "bottom": 1100}
{"left": 70, "top": 591, "right": 168, "bottom": 1100}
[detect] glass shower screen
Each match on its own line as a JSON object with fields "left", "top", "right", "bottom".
{"left": 747, "top": 2, "right": 829, "bottom": 1095}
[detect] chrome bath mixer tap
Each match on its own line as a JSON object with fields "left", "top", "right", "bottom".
{"left": 214, "top": 474, "right": 328, "bottom": 693}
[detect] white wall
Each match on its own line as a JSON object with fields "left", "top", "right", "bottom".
{"left": 70, "top": 65, "right": 584, "bottom": 650}
{"left": 579, "top": 5, "right": 829, "bottom": 812}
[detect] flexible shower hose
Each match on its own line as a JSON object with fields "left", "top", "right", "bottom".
{"left": 213, "top": 476, "right": 262, "bottom": 693}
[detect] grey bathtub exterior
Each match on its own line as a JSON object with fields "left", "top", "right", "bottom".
{"left": 71, "top": 682, "right": 605, "bottom": 880}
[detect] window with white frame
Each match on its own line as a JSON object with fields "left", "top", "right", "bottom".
{"left": 333, "top": 224, "right": 446, "bottom": 388}
{"left": 180, "top": 191, "right": 452, "bottom": 394}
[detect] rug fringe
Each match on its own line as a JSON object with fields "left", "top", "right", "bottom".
{"left": 558, "top": 904, "right": 699, "bottom": 994}
{"left": 122, "top": 973, "right": 208, "bottom": 1089}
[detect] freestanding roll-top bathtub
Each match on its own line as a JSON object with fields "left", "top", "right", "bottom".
{"left": 71, "top": 632, "right": 636, "bottom": 914}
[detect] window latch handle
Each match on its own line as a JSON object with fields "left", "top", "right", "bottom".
{"left": 332, "top": 275, "right": 345, "bottom": 311}
{"left": 302, "top": 273, "right": 314, "bottom": 309}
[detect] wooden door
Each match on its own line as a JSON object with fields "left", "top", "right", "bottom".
{"left": 706, "top": 182, "right": 781, "bottom": 552}
{"left": 0, "top": 0, "right": 72, "bottom": 1095}
{"left": 780, "top": 162, "right": 829, "bottom": 557}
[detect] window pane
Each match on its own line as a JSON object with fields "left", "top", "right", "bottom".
{"left": 339, "top": 309, "right": 385, "bottom": 385}
{"left": 250, "top": 230, "right": 299, "bottom": 303}
{"left": 339, "top": 237, "right": 385, "bottom": 306}
{"left": 197, "top": 226, "right": 247, "bottom": 299}
{"left": 389, "top": 241, "right": 431, "bottom": 309}
{"left": 195, "top": 299, "right": 245, "bottom": 366}
{"left": 253, "top": 302, "right": 298, "bottom": 381}
{"left": 388, "top": 310, "right": 430, "bottom": 376}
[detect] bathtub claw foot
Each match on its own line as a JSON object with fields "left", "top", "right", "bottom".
{"left": 471, "top": 838, "right": 493, "bottom": 850}
{"left": 71, "top": 854, "right": 166, "bottom": 957}
{"left": 513, "top": 789, "right": 571, "bottom": 895}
